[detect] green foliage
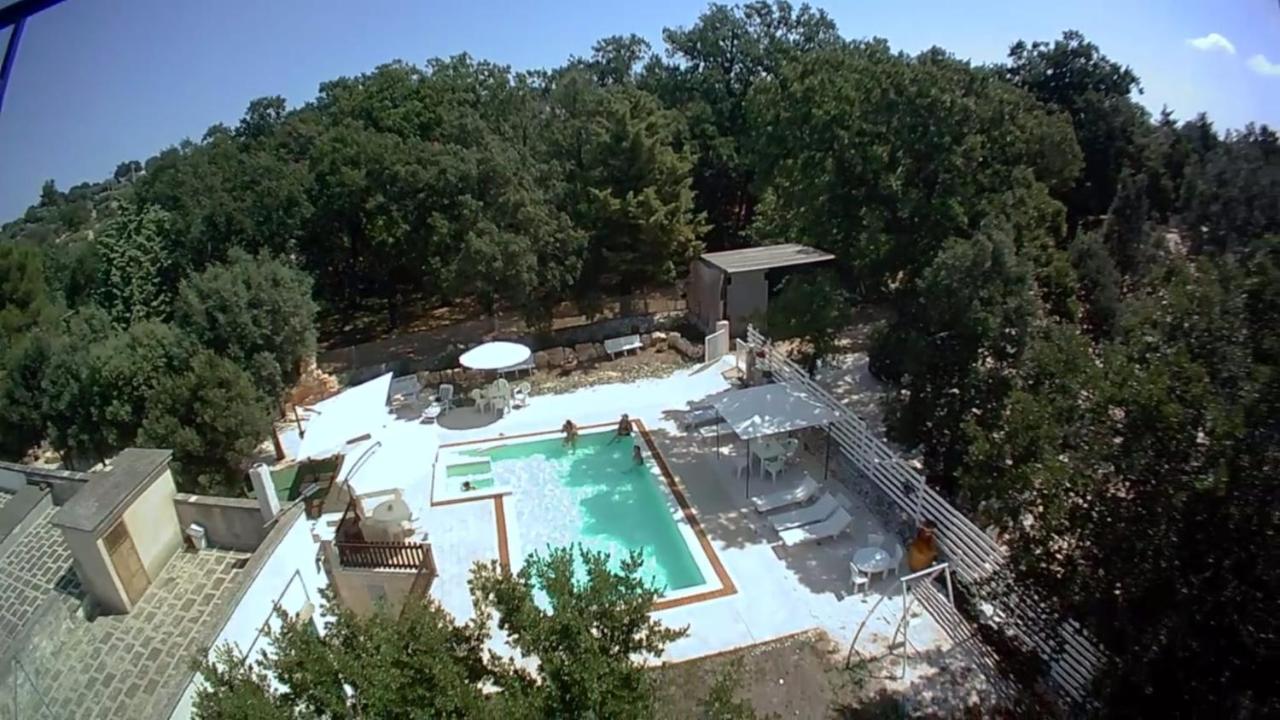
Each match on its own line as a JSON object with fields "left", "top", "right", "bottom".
{"left": 877, "top": 224, "right": 1037, "bottom": 486}
{"left": 1005, "top": 30, "right": 1148, "bottom": 224}
{"left": 1068, "top": 231, "right": 1121, "bottom": 339}
{"left": 751, "top": 40, "right": 1081, "bottom": 295}
{"left": 0, "top": 244, "right": 53, "bottom": 349}
{"left": 175, "top": 249, "right": 317, "bottom": 400}
{"left": 94, "top": 201, "right": 177, "bottom": 327}
{"left": 139, "top": 351, "right": 271, "bottom": 494}
{"left": 767, "top": 270, "right": 850, "bottom": 371}
{"left": 196, "top": 546, "right": 700, "bottom": 720}
{"left": 470, "top": 546, "right": 688, "bottom": 719}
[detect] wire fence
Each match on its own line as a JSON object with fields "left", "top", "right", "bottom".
{"left": 746, "top": 326, "right": 1106, "bottom": 710}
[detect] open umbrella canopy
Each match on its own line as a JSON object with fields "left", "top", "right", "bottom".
{"left": 458, "top": 341, "right": 532, "bottom": 371}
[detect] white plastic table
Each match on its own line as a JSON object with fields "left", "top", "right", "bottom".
{"left": 750, "top": 438, "right": 786, "bottom": 475}
{"left": 852, "top": 546, "right": 893, "bottom": 576}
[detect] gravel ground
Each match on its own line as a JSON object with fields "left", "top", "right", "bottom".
{"left": 650, "top": 630, "right": 905, "bottom": 719}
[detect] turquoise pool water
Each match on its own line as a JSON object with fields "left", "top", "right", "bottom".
{"left": 461, "top": 432, "right": 706, "bottom": 592}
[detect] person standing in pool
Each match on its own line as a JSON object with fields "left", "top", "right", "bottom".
{"left": 561, "top": 419, "right": 579, "bottom": 450}
{"left": 632, "top": 444, "right": 643, "bottom": 465}
{"left": 609, "top": 413, "right": 633, "bottom": 444}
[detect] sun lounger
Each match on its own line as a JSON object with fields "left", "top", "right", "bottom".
{"left": 768, "top": 493, "right": 840, "bottom": 532}
{"left": 778, "top": 507, "right": 854, "bottom": 547}
{"left": 682, "top": 405, "right": 719, "bottom": 430}
{"left": 604, "top": 334, "right": 642, "bottom": 358}
{"left": 750, "top": 474, "right": 819, "bottom": 513}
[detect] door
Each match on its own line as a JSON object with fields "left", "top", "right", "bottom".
{"left": 103, "top": 519, "right": 149, "bottom": 605}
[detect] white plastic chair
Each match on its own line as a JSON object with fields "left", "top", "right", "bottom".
{"left": 513, "top": 382, "right": 531, "bottom": 408}
{"left": 438, "top": 384, "right": 455, "bottom": 411}
{"left": 887, "top": 543, "right": 903, "bottom": 578}
{"left": 867, "top": 533, "right": 884, "bottom": 549}
{"left": 762, "top": 456, "right": 785, "bottom": 483}
{"left": 471, "top": 389, "right": 491, "bottom": 413}
{"left": 727, "top": 453, "right": 750, "bottom": 480}
{"left": 849, "top": 562, "right": 870, "bottom": 595}
{"left": 781, "top": 437, "right": 800, "bottom": 462}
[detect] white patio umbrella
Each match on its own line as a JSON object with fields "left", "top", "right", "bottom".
{"left": 458, "top": 341, "right": 532, "bottom": 371}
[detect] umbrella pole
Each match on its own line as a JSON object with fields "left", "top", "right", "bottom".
{"left": 824, "top": 424, "right": 832, "bottom": 481}
{"left": 745, "top": 437, "right": 751, "bottom": 500}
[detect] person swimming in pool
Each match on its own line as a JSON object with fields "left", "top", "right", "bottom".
{"left": 632, "top": 444, "right": 643, "bottom": 465}
{"left": 561, "top": 419, "right": 579, "bottom": 450}
{"left": 609, "top": 413, "right": 633, "bottom": 444}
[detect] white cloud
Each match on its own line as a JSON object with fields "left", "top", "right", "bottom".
{"left": 1247, "top": 53, "right": 1280, "bottom": 76}
{"left": 1186, "top": 33, "right": 1236, "bottom": 55}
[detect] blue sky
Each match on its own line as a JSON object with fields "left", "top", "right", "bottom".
{"left": 1, "top": 0, "right": 1278, "bottom": 221}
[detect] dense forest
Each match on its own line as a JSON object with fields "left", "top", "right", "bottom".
{"left": 1, "top": 2, "right": 1276, "bottom": 714}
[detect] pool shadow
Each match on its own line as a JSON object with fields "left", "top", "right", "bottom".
{"left": 437, "top": 406, "right": 501, "bottom": 430}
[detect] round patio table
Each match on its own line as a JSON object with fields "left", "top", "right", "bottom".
{"left": 852, "top": 546, "right": 893, "bottom": 575}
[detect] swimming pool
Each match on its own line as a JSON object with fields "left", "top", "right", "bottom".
{"left": 441, "top": 429, "right": 712, "bottom": 595}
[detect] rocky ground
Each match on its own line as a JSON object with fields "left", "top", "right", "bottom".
{"left": 650, "top": 630, "right": 905, "bottom": 719}
{"left": 527, "top": 345, "right": 695, "bottom": 395}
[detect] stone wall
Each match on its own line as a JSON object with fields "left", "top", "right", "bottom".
{"left": 415, "top": 329, "right": 705, "bottom": 391}
{"left": 173, "top": 494, "right": 274, "bottom": 552}
{"left": 343, "top": 311, "right": 688, "bottom": 385}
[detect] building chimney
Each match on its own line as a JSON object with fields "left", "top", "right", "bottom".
{"left": 249, "top": 464, "right": 281, "bottom": 522}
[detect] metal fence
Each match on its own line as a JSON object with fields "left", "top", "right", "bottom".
{"left": 746, "top": 326, "right": 1105, "bottom": 708}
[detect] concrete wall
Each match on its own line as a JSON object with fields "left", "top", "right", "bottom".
{"left": 321, "top": 541, "right": 419, "bottom": 618}
{"left": 61, "top": 527, "right": 130, "bottom": 614}
{"left": 725, "top": 270, "right": 768, "bottom": 336}
{"left": 167, "top": 511, "right": 328, "bottom": 720}
{"left": 0, "top": 487, "right": 50, "bottom": 556}
{"left": 173, "top": 494, "right": 274, "bottom": 552}
{"left": 122, "top": 469, "right": 182, "bottom": 580}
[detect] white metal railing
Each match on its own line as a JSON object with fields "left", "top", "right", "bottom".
{"left": 745, "top": 325, "right": 1104, "bottom": 707}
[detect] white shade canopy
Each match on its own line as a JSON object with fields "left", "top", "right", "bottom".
{"left": 458, "top": 341, "right": 532, "bottom": 371}
{"left": 297, "top": 372, "right": 393, "bottom": 460}
{"left": 711, "top": 382, "right": 841, "bottom": 440}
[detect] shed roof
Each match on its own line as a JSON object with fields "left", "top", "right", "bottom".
{"left": 50, "top": 448, "right": 173, "bottom": 533}
{"left": 700, "top": 244, "right": 835, "bottom": 274}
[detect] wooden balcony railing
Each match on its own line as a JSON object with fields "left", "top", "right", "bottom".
{"left": 336, "top": 540, "right": 428, "bottom": 570}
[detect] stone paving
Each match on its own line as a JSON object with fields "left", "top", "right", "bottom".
{"left": 0, "top": 506, "right": 76, "bottom": 650}
{"left": 0, "top": 543, "right": 250, "bottom": 720}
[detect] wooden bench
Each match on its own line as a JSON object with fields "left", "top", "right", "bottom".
{"left": 604, "top": 334, "right": 643, "bottom": 359}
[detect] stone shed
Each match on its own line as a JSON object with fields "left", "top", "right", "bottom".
{"left": 688, "top": 244, "right": 835, "bottom": 336}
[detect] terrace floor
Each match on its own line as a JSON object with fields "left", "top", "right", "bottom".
{"left": 305, "top": 356, "right": 995, "bottom": 703}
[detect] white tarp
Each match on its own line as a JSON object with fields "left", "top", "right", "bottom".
{"left": 458, "top": 341, "right": 531, "bottom": 371}
{"left": 711, "top": 382, "right": 841, "bottom": 440}
{"left": 296, "top": 372, "right": 394, "bottom": 460}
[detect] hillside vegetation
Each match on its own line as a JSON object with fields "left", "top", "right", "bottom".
{"left": 1, "top": 3, "right": 1277, "bottom": 713}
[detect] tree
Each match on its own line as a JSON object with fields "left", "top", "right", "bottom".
{"left": 195, "top": 546, "right": 696, "bottom": 719}
{"left": 1005, "top": 30, "right": 1148, "bottom": 228}
{"left": 175, "top": 250, "right": 317, "bottom": 401}
{"left": 38, "top": 179, "right": 62, "bottom": 208}
{"left": 0, "top": 244, "right": 53, "bottom": 351}
{"left": 1101, "top": 171, "right": 1154, "bottom": 276}
{"left": 470, "top": 546, "right": 688, "bottom": 720}
{"left": 139, "top": 351, "right": 271, "bottom": 494}
{"left": 1068, "top": 231, "right": 1121, "bottom": 340}
{"left": 750, "top": 41, "right": 1081, "bottom": 295}
{"left": 650, "top": 1, "right": 841, "bottom": 249}
{"left": 875, "top": 225, "right": 1038, "bottom": 488}
{"left": 570, "top": 86, "right": 706, "bottom": 298}
{"left": 112, "top": 160, "right": 143, "bottom": 182}
{"left": 94, "top": 201, "right": 178, "bottom": 327}
{"left": 767, "top": 270, "right": 850, "bottom": 372}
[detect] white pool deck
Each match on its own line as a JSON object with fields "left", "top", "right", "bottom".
{"left": 307, "top": 356, "right": 953, "bottom": 671}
